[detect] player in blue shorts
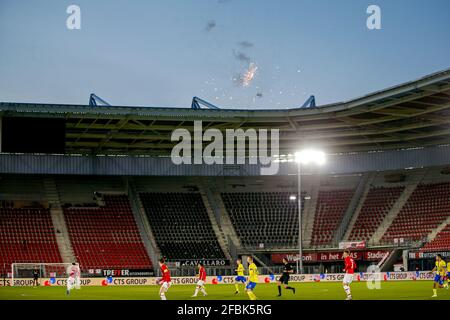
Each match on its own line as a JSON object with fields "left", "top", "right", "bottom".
{"left": 431, "top": 254, "right": 447, "bottom": 297}
{"left": 245, "top": 256, "right": 258, "bottom": 300}
{"left": 234, "top": 258, "right": 246, "bottom": 294}
{"left": 446, "top": 260, "right": 450, "bottom": 289}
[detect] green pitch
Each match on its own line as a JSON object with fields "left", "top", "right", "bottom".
{"left": 0, "top": 282, "right": 449, "bottom": 300}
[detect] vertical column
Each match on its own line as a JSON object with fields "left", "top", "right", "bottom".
{"left": 0, "top": 116, "right": 2, "bottom": 153}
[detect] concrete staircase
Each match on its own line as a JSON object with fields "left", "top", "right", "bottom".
{"left": 195, "top": 178, "right": 233, "bottom": 261}
{"left": 343, "top": 173, "right": 377, "bottom": 240}
{"left": 303, "top": 179, "right": 320, "bottom": 247}
{"left": 371, "top": 183, "right": 418, "bottom": 244}
{"left": 43, "top": 178, "right": 76, "bottom": 263}
{"left": 379, "top": 248, "right": 403, "bottom": 272}
{"left": 427, "top": 216, "right": 450, "bottom": 242}
{"left": 334, "top": 172, "right": 374, "bottom": 244}
{"left": 127, "top": 178, "right": 161, "bottom": 265}
{"left": 43, "top": 178, "right": 61, "bottom": 208}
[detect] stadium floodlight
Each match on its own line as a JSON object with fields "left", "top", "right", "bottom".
{"left": 294, "top": 149, "right": 326, "bottom": 165}
{"left": 289, "top": 195, "right": 297, "bottom": 201}
{"left": 293, "top": 149, "right": 326, "bottom": 274}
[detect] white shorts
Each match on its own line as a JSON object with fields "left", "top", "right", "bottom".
{"left": 161, "top": 281, "right": 171, "bottom": 290}
{"left": 197, "top": 280, "right": 205, "bottom": 287}
{"left": 343, "top": 274, "right": 354, "bottom": 284}
{"left": 67, "top": 277, "right": 80, "bottom": 290}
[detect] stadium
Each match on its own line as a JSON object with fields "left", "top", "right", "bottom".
{"left": 1, "top": 68, "right": 450, "bottom": 301}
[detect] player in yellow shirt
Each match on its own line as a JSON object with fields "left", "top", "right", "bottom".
{"left": 431, "top": 254, "right": 447, "bottom": 297}
{"left": 446, "top": 261, "right": 450, "bottom": 289}
{"left": 234, "top": 258, "right": 246, "bottom": 294}
{"left": 245, "top": 256, "right": 258, "bottom": 300}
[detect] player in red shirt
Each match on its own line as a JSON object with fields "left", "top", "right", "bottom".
{"left": 191, "top": 262, "right": 208, "bottom": 298}
{"left": 342, "top": 249, "right": 356, "bottom": 300}
{"left": 158, "top": 257, "right": 171, "bottom": 300}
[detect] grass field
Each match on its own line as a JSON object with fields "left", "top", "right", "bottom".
{"left": 0, "top": 282, "right": 449, "bottom": 300}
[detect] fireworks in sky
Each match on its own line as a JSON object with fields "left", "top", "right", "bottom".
{"left": 239, "top": 62, "right": 258, "bottom": 87}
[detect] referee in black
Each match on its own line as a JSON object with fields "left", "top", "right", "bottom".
{"left": 277, "top": 258, "right": 296, "bottom": 296}
{"left": 32, "top": 268, "right": 40, "bottom": 287}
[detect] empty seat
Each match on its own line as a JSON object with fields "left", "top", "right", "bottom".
{"left": 140, "top": 192, "right": 225, "bottom": 260}
{"left": 310, "top": 189, "right": 354, "bottom": 246}
{"left": 421, "top": 224, "right": 450, "bottom": 252}
{"left": 221, "top": 192, "right": 305, "bottom": 249}
{"left": 348, "top": 186, "right": 404, "bottom": 241}
{"left": 381, "top": 183, "right": 450, "bottom": 244}
{"left": 63, "top": 195, "right": 152, "bottom": 271}
{"left": 0, "top": 207, "right": 62, "bottom": 275}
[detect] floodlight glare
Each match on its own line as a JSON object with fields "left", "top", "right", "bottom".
{"left": 294, "top": 149, "right": 326, "bottom": 165}
{"left": 293, "top": 149, "right": 325, "bottom": 275}
{"left": 289, "top": 195, "right": 297, "bottom": 201}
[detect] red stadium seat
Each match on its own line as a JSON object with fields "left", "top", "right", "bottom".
{"left": 310, "top": 189, "right": 354, "bottom": 246}
{"left": 380, "top": 183, "right": 450, "bottom": 244}
{"left": 63, "top": 195, "right": 152, "bottom": 271}
{"left": 348, "top": 186, "right": 404, "bottom": 241}
{"left": 0, "top": 208, "right": 62, "bottom": 275}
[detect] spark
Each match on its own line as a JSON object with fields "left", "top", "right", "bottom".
{"left": 240, "top": 63, "right": 258, "bottom": 87}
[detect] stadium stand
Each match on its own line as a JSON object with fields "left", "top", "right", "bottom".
{"left": 0, "top": 207, "right": 62, "bottom": 275}
{"left": 221, "top": 192, "right": 303, "bottom": 248}
{"left": 348, "top": 186, "right": 405, "bottom": 241}
{"left": 139, "top": 192, "right": 226, "bottom": 260}
{"left": 381, "top": 182, "right": 450, "bottom": 244}
{"left": 63, "top": 194, "right": 152, "bottom": 270}
{"left": 421, "top": 224, "right": 450, "bottom": 251}
{"left": 310, "top": 189, "right": 354, "bottom": 246}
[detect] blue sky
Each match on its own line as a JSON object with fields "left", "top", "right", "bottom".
{"left": 0, "top": 0, "right": 449, "bottom": 109}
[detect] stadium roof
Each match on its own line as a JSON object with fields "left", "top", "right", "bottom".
{"left": 1, "top": 68, "right": 450, "bottom": 155}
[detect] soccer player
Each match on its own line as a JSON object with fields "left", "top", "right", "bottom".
{"left": 234, "top": 258, "right": 246, "bottom": 294}
{"left": 342, "top": 249, "right": 356, "bottom": 301}
{"left": 446, "top": 260, "right": 450, "bottom": 289}
{"left": 431, "top": 254, "right": 447, "bottom": 297}
{"left": 32, "top": 268, "right": 40, "bottom": 287}
{"left": 158, "top": 257, "right": 171, "bottom": 300}
{"left": 277, "top": 258, "right": 296, "bottom": 296}
{"left": 66, "top": 262, "right": 81, "bottom": 295}
{"left": 245, "top": 256, "right": 258, "bottom": 300}
{"left": 192, "top": 262, "right": 208, "bottom": 297}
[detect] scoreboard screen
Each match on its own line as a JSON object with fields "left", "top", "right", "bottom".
{"left": 1, "top": 117, "right": 66, "bottom": 154}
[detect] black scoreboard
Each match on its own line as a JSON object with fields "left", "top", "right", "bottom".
{"left": 1, "top": 117, "right": 66, "bottom": 154}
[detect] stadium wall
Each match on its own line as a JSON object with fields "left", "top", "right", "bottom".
{"left": 0, "top": 144, "right": 450, "bottom": 176}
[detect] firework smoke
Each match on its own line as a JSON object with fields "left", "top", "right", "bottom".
{"left": 233, "top": 50, "right": 251, "bottom": 64}
{"left": 205, "top": 20, "right": 216, "bottom": 32}
{"left": 238, "top": 41, "right": 254, "bottom": 48}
